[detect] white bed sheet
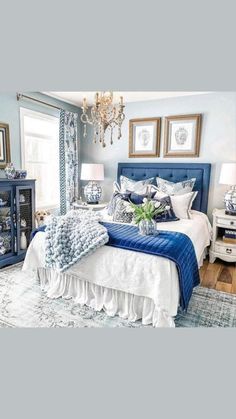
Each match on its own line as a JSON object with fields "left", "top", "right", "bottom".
{"left": 23, "top": 210, "right": 212, "bottom": 327}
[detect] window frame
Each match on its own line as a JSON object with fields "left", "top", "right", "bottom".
{"left": 20, "top": 107, "right": 60, "bottom": 211}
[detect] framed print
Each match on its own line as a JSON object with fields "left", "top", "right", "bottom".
{"left": 0, "top": 123, "right": 11, "bottom": 168}
{"left": 129, "top": 117, "right": 161, "bottom": 158}
{"left": 164, "top": 114, "right": 202, "bottom": 157}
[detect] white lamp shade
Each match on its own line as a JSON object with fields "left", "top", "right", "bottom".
{"left": 219, "top": 163, "right": 236, "bottom": 185}
{"left": 81, "top": 163, "right": 104, "bottom": 181}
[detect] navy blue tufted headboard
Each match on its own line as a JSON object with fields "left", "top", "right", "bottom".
{"left": 117, "top": 163, "right": 211, "bottom": 214}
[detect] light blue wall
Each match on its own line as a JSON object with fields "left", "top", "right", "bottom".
{"left": 0, "top": 92, "right": 81, "bottom": 177}
{"left": 1, "top": 92, "right": 236, "bottom": 218}
{"left": 80, "top": 92, "right": 236, "bottom": 217}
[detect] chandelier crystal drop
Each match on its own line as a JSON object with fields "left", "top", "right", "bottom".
{"left": 80, "top": 92, "right": 125, "bottom": 147}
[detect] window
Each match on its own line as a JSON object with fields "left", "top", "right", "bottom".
{"left": 20, "top": 108, "right": 60, "bottom": 210}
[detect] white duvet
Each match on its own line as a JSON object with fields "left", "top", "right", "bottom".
{"left": 23, "top": 210, "right": 212, "bottom": 327}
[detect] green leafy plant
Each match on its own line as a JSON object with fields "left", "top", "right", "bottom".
{"left": 129, "top": 198, "right": 169, "bottom": 224}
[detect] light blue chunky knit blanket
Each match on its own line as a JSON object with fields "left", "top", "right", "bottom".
{"left": 45, "top": 210, "right": 109, "bottom": 272}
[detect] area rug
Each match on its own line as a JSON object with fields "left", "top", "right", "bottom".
{"left": 1, "top": 263, "right": 236, "bottom": 328}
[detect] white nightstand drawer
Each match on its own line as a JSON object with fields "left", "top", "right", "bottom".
{"left": 211, "top": 209, "right": 236, "bottom": 263}
{"left": 216, "top": 217, "right": 236, "bottom": 227}
{"left": 215, "top": 242, "right": 236, "bottom": 256}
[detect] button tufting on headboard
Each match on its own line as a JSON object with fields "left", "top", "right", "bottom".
{"left": 117, "top": 163, "right": 211, "bottom": 214}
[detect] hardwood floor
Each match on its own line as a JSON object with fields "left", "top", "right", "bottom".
{"left": 200, "top": 258, "right": 236, "bottom": 294}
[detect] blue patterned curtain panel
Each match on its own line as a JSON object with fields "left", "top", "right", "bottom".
{"left": 59, "top": 110, "right": 79, "bottom": 214}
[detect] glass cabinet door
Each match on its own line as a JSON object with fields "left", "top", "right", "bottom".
{"left": 16, "top": 186, "right": 35, "bottom": 254}
{"left": 0, "top": 186, "right": 14, "bottom": 259}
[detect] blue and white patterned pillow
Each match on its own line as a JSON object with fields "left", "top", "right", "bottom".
{"left": 113, "top": 199, "right": 134, "bottom": 224}
{"left": 107, "top": 191, "right": 131, "bottom": 216}
{"left": 120, "top": 175, "right": 154, "bottom": 194}
{"left": 156, "top": 177, "right": 196, "bottom": 196}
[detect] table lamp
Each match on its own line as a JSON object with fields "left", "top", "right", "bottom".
{"left": 81, "top": 163, "right": 104, "bottom": 204}
{"left": 219, "top": 163, "right": 236, "bottom": 215}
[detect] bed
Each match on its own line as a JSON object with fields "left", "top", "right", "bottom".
{"left": 23, "top": 163, "right": 212, "bottom": 327}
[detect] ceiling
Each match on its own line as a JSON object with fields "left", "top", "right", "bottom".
{"left": 43, "top": 91, "right": 209, "bottom": 107}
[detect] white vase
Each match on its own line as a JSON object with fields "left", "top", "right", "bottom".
{"left": 138, "top": 219, "right": 157, "bottom": 236}
{"left": 4, "top": 162, "right": 16, "bottom": 179}
{"left": 20, "top": 232, "right": 27, "bottom": 250}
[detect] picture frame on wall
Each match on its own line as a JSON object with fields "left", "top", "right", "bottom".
{"left": 164, "top": 114, "right": 202, "bottom": 157}
{"left": 129, "top": 117, "right": 161, "bottom": 158}
{"left": 0, "top": 122, "right": 11, "bottom": 168}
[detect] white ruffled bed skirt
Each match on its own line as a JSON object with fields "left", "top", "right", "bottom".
{"left": 37, "top": 268, "right": 175, "bottom": 327}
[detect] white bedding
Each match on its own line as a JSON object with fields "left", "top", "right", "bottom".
{"left": 23, "top": 210, "right": 212, "bottom": 327}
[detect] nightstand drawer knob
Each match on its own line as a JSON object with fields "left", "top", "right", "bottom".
{"left": 230, "top": 221, "right": 234, "bottom": 225}
{"left": 226, "top": 248, "right": 232, "bottom": 254}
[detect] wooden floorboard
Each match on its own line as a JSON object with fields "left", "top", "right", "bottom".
{"left": 215, "top": 281, "right": 232, "bottom": 293}
{"left": 231, "top": 268, "right": 236, "bottom": 294}
{"left": 200, "top": 258, "right": 236, "bottom": 294}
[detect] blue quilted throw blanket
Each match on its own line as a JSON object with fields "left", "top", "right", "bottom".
{"left": 101, "top": 222, "right": 200, "bottom": 310}
{"left": 45, "top": 210, "right": 109, "bottom": 272}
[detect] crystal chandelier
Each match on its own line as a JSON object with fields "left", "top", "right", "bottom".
{"left": 80, "top": 92, "right": 125, "bottom": 147}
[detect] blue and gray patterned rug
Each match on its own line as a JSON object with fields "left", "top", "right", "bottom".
{"left": 0, "top": 263, "right": 236, "bottom": 328}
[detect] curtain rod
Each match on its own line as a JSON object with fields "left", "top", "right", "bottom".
{"left": 16, "top": 93, "right": 62, "bottom": 111}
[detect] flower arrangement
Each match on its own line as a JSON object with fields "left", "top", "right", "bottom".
{"left": 129, "top": 198, "right": 170, "bottom": 224}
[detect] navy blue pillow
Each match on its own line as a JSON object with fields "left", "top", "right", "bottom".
{"left": 153, "top": 196, "right": 179, "bottom": 223}
{"left": 128, "top": 191, "right": 156, "bottom": 205}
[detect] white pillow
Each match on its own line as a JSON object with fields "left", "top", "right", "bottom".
{"left": 154, "top": 190, "right": 169, "bottom": 200}
{"left": 113, "top": 181, "right": 121, "bottom": 193}
{"left": 156, "top": 177, "right": 196, "bottom": 196}
{"left": 170, "top": 192, "right": 198, "bottom": 219}
{"left": 119, "top": 175, "right": 154, "bottom": 194}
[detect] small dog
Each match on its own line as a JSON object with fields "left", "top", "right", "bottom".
{"left": 35, "top": 210, "right": 51, "bottom": 227}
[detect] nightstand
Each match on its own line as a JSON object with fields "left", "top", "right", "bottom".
{"left": 73, "top": 202, "right": 108, "bottom": 211}
{"left": 209, "top": 208, "right": 236, "bottom": 263}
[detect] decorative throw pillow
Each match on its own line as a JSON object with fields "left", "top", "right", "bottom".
{"left": 152, "top": 196, "right": 179, "bottom": 222}
{"left": 154, "top": 190, "right": 170, "bottom": 200}
{"left": 170, "top": 191, "right": 198, "bottom": 219}
{"left": 107, "top": 191, "right": 131, "bottom": 216}
{"left": 113, "top": 199, "right": 134, "bottom": 224}
{"left": 156, "top": 177, "right": 196, "bottom": 196}
{"left": 128, "top": 191, "right": 156, "bottom": 205}
{"left": 120, "top": 175, "right": 154, "bottom": 194}
{"left": 113, "top": 181, "right": 121, "bottom": 193}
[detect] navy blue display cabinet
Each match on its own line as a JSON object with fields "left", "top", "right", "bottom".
{"left": 0, "top": 179, "right": 35, "bottom": 268}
